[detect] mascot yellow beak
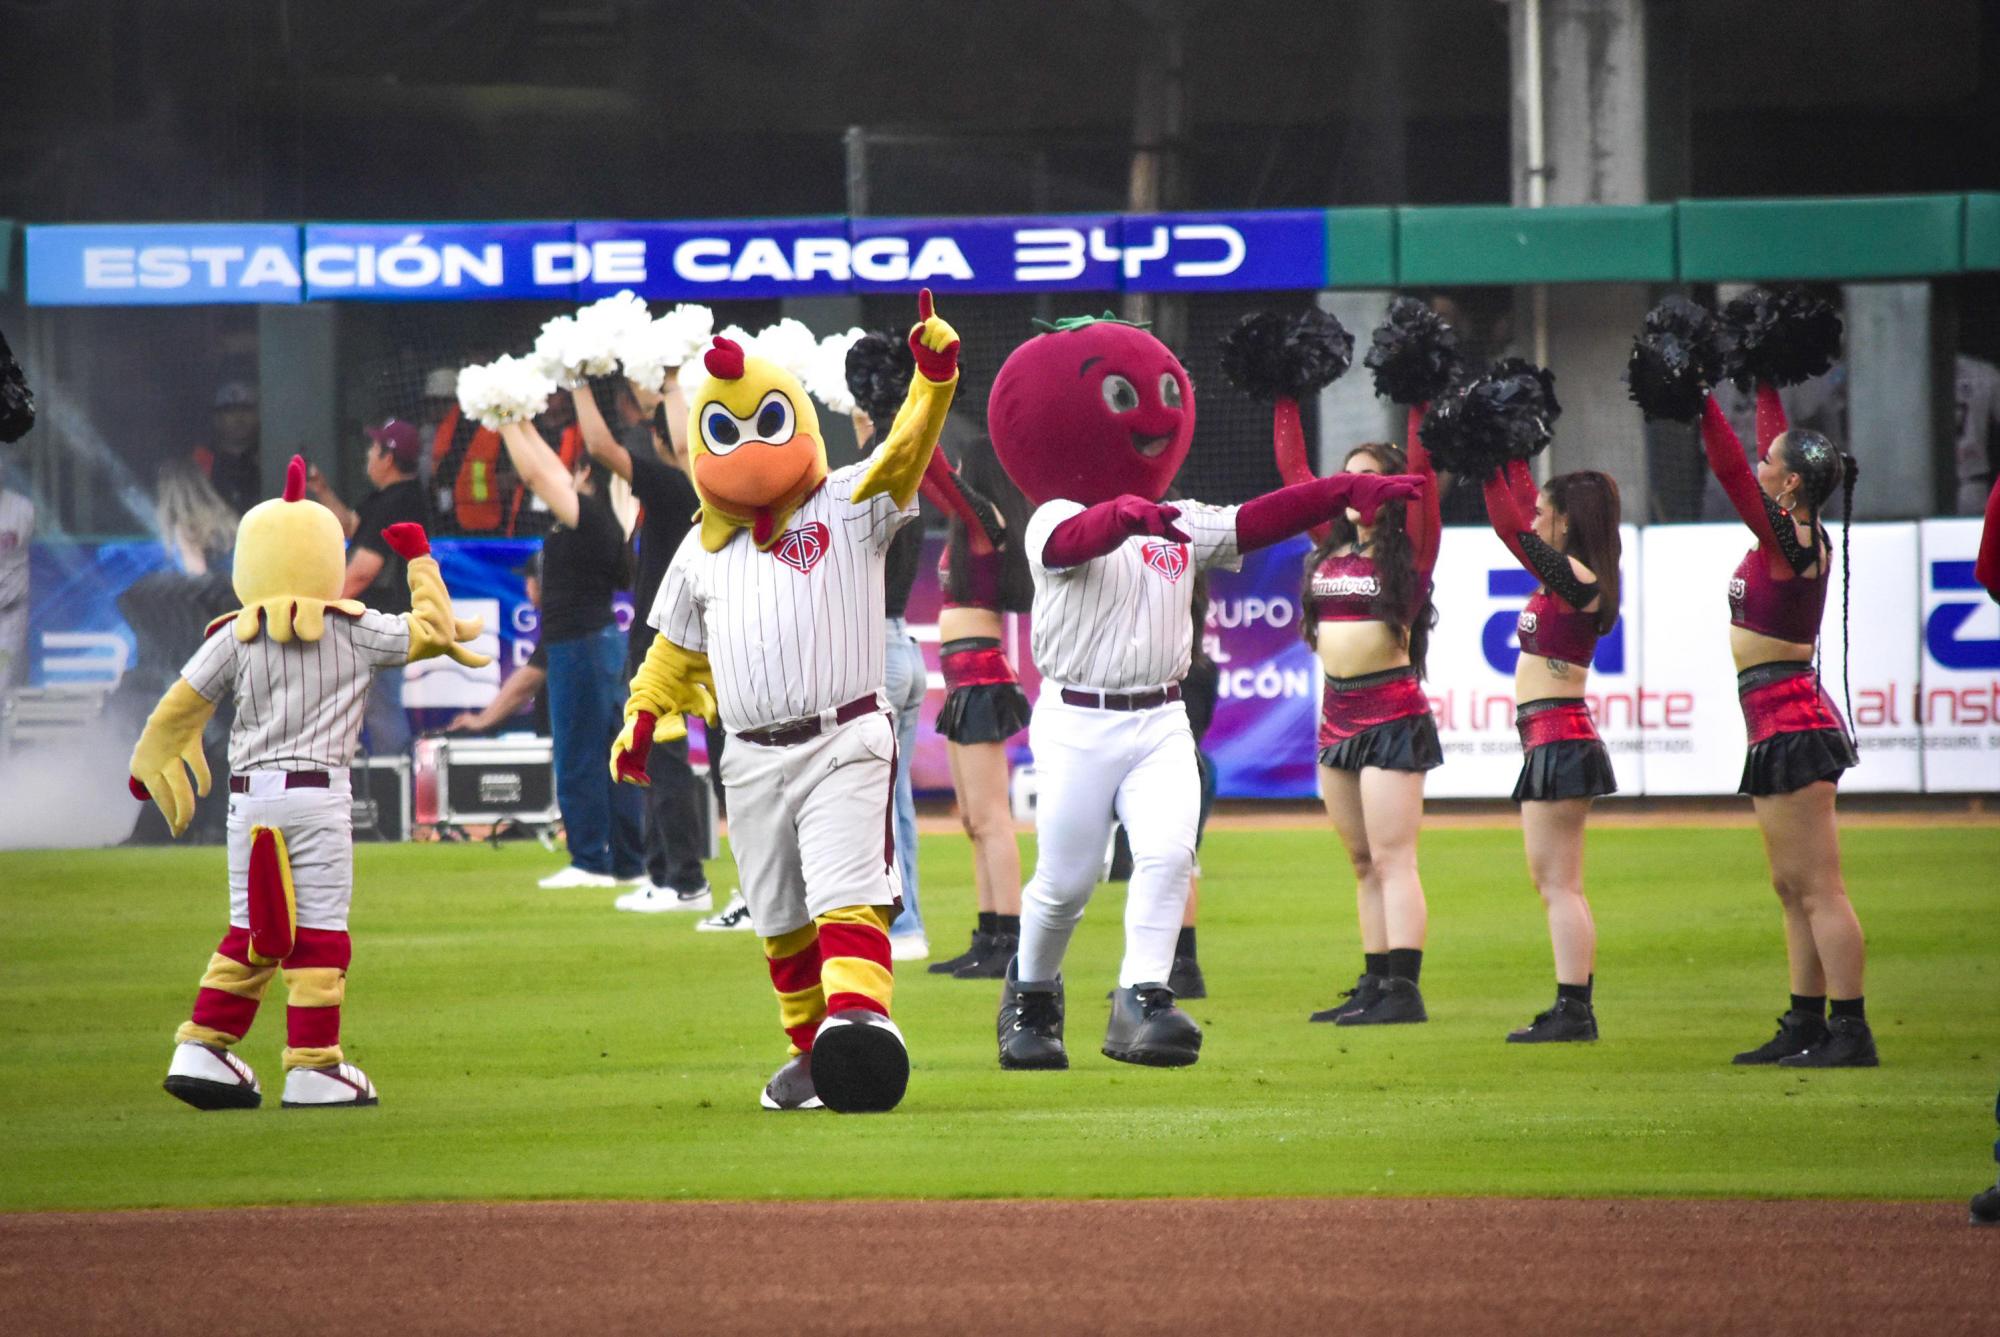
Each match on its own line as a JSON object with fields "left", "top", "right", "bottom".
{"left": 684, "top": 337, "right": 827, "bottom": 550}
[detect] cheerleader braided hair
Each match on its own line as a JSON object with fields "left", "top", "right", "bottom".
{"left": 1779, "top": 429, "right": 1858, "bottom": 747}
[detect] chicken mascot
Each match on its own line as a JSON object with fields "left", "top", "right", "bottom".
{"left": 612, "top": 291, "right": 959, "bottom": 1114}
{"left": 985, "top": 313, "right": 1423, "bottom": 1073}
{"left": 133, "top": 456, "right": 487, "bottom": 1110}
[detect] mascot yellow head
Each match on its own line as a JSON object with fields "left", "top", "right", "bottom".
{"left": 685, "top": 337, "right": 827, "bottom": 550}
{"left": 233, "top": 456, "right": 347, "bottom": 607}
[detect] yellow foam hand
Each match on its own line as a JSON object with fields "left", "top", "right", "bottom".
{"left": 403, "top": 553, "right": 492, "bottom": 669}
{"left": 625, "top": 632, "right": 718, "bottom": 724}
{"left": 127, "top": 680, "right": 217, "bottom": 839}
{"left": 854, "top": 290, "right": 960, "bottom": 509}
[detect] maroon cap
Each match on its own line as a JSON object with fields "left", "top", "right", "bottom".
{"left": 366, "top": 419, "right": 422, "bottom": 472}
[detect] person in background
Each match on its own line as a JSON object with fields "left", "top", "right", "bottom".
{"left": 497, "top": 413, "right": 644, "bottom": 889}
{"left": 155, "top": 460, "right": 239, "bottom": 577}
{"left": 877, "top": 412, "right": 931, "bottom": 963}
{"left": 571, "top": 372, "right": 714, "bottom": 914}
{"left": 312, "top": 420, "right": 432, "bottom": 760}
{"left": 191, "top": 381, "right": 262, "bottom": 516}
{"left": 448, "top": 560, "right": 549, "bottom": 737}
{"left": 1954, "top": 353, "right": 2000, "bottom": 517}
{"left": 0, "top": 463, "right": 32, "bottom": 692}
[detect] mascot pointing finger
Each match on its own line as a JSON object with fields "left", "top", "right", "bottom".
{"left": 135, "top": 456, "right": 487, "bottom": 1111}
{"left": 614, "top": 291, "right": 959, "bottom": 1114}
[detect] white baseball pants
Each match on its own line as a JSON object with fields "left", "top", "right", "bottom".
{"left": 1016, "top": 694, "right": 1200, "bottom": 989}
{"left": 720, "top": 708, "right": 902, "bottom": 938}
{"left": 226, "top": 772, "right": 356, "bottom": 931}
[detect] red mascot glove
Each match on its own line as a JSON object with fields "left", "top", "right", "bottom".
{"left": 907, "top": 288, "right": 961, "bottom": 383}
{"left": 613, "top": 710, "right": 658, "bottom": 785}
{"left": 380, "top": 522, "right": 432, "bottom": 559}
{"left": 1041, "top": 496, "right": 1192, "bottom": 568}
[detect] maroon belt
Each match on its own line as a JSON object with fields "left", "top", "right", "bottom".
{"left": 1060, "top": 684, "right": 1182, "bottom": 712}
{"left": 736, "top": 696, "right": 880, "bottom": 748}
{"left": 230, "top": 770, "right": 331, "bottom": 794}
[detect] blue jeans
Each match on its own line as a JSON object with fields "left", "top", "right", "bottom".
{"left": 545, "top": 624, "right": 645, "bottom": 878}
{"left": 884, "top": 619, "right": 925, "bottom": 936}
{"left": 361, "top": 666, "right": 411, "bottom": 758}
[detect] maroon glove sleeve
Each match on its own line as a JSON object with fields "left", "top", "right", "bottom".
{"left": 1754, "top": 381, "right": 1788, "bottom": 462}
{"left": 1702, "top": 395, "right": 1783, "bottom": 550}
{"left": 1041, "top": 497, "right": 1189, "bottom": 568}
{"left": 380, "top": 522, "right": 432, "bottom": 559}
{"left": 1234, "top": 474, "right": 1425, "bottom": 553}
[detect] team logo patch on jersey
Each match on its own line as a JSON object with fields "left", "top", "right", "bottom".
{"left": 774, "top": 521, "right": 830, "bottom": 575}
{"left": 1141, "top": 541, "right": 1188, "bottom": 582}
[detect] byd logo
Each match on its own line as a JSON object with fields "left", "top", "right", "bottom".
{"left": 1479, "top": 569, "right": 1623, "bottom": 674}
{"left": 1925, "top": 560, "right": 2000, "bottom": 670}
{"left": 1013, "top": 225, "right": 1246, "bottom": 282}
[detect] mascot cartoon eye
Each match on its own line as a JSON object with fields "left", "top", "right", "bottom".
{"left": 1158, "top": 373, "right": 1183, "bottom": 409}
{"left": 702, "top": 406, "right": 744, "bottom": 456}
{"left": 1100, "top": 375, "right": 1140, "bottom": 414}
{"left": 751, "top": 391, "right": 795, "bottom": 444}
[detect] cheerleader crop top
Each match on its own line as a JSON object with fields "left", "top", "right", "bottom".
{"left": 1309, "top": 550, "right": 1422, "bottom": 625}
{"left": 1483, "top": 462, "right": 1604, "bottom": 668}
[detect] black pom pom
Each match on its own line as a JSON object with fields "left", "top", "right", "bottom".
{"left": 0, "top": 328, "right": 35, "bottom": 444}
{"left": 1625, "top": 296, "right": 1723, "bottom": 423}
{"left": 1219, "top": 308, "right": 1353, "bottom": 402}
{"left": 1419, "top": 359, "right": 1560, "bottom": 479}
{"left": 1363, "top": 296, "right": 1463, "bottom": 405}
{"left": 844, "top": 329, "right": 914, "bottom": 426}
{"left": 1718, "top": 286, "right": 1843, "bottom": 389}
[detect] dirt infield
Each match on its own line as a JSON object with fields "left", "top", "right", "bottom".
{"left": 3, "top": 1198, "right": 1993, "bottom": 1335}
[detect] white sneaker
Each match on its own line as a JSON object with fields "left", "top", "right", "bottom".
{"left": 696, "top": 891, "right": 753, "bottom": 932}
{"left": 538, "top": 865, "right": 618, "bottom": 889}
{"left": 889, "top": 932, "right": 931, "bottom": 962}
{"left": 281, "top": 1061, "right": 379, "bottom": 1108}
{"left": 163, "top": 1041, "right": 261, "bottom": 1110}
{"left": 614, "top": 882, "right": 714, "bottom": 914}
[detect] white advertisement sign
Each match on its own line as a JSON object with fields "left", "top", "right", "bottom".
{"left": 1917, "top": 518, "right": 2000, "bottom": 792}
{"left": 1818, "top": 525, "right": 1922, "bottom": 793}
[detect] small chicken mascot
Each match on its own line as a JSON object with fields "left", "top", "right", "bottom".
{"left": 132, "top": 456, "right": 487, "bottom": 1110}
{"left": 612, "top": 291, "right": 959, "bottom": 1113}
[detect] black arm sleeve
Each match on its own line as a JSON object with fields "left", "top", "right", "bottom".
{"left": 1517, "top": 531, "right": 1599, "bottom": 610}
{"left": 1759, "top": 495, "right": 1821, "bottom": 575}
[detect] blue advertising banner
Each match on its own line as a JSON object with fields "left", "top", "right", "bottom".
{"left": 26, "top": 210, "right": 1330, "bottom": 305}
{"left": 25, "top": 224, "right": 303, "bottom": 306}
{"left": 301, "top": 222, "right": 578, "bottom": 301}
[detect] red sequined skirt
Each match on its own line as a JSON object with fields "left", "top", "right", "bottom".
{"left": 1512, "top": 698, "right": 1617, "bottom": 802}
{"left": 1317, "top": 668, "right": 1441, "bottom": 773}
{"left": 1736, "top": 663, "right": 1856, "bottom": 797}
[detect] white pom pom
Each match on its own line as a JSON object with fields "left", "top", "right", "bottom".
{"left": 755, "top": 318, "right": 819, "bottom": 385}
{"left": 534, "top": 291, "right": 651, "bottom": 388}
{"left": 805, "top": 328, "right": 866, "bottom": 416}
{"left": 456, "top": 355, "right": 557, "bottom": 430}
{"left": 616, "top": 302, "right": 718, "bottom": 392}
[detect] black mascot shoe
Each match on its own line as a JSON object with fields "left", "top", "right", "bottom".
{"left": 930, "top": 930, "right": 992, "bottom": 975}
{"left": 808, "top": 1010, "right": 910, "bottom": 1113}
{"left": 954, "top": 932, "right": 1016, "bottom": 981}
{"left": 1777, "top": 1014, "right": 1879, "bottom": 1069}
{"left": 1336, "top": 976, "right": 1427, "bottom": 1026}
{"left": 1102, "top": 983, "right": 1202, "bottom": 1067}
{"left": 998, "top": 960, "right": 1068, "bottom": 1070}
{"left": 1732, "top": 1011, "right": 1831, "bottom": 1065}
{"left": 1168, "top": 954, "right": 1206, "bottom": 1001}
{"left": 1506, "top": 996, "right": 1598, "bottom": 1044}
{"left": 1971, "top": 1183, "right": 2000, "bottom": 1226}
{"left": 1311, "top": 972, "right": 1381, "bottom": 1024}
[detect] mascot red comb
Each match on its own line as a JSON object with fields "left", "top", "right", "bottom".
{"left": 986, "top": 314, "right": 1423, "bottom": 1072}
{"left": 132, "top": 456, "right": 487, "bottom": 1110}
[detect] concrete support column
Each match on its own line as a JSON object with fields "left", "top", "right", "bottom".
{"left": 1315, "top": 291, "right": 1398, "bottom": 475}
{"left": 257, "top": 304, "right": 338, "bottom": 499}
{"left": 1841, "top": 282, "right": 1942, "bottom": 519}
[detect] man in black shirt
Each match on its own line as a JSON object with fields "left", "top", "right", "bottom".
{"left": 191, "top": 380, "right": 263, "bottom": 516}
{"left": 322, "top": 419, "right": 432, "bottom": 758}
{"left": 573, "top": 377, "right": 713, "bottom": 912}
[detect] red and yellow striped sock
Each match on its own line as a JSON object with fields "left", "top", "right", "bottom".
{"left": 763, "top": 923, "right": 825, "bottom": 1055}
{"left": 280, "top": 928, "right": 351, "bottom": 1070}
{"left": 175, "top": 925, "right": 275, "bottom": 1049}
{"left": 815, "top": 905, "right": 894, "bottom": 1019}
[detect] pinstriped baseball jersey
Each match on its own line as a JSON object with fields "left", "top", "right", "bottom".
{"left": 1024, "top": 499, "right": 1241, "bottom": 692}
{"left": 649, "top": 461, "right": 916, "bottom": 734}
{"left": 181, "top": 610, "right": 410, "bottom": 772}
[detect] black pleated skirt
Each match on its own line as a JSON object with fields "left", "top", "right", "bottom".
{"left": 935, "top": 683, "right": 1033, "bottom": 745}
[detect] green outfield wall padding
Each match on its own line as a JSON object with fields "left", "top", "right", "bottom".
{"left": 1395, "top": 204, "right": 1676, "bottom": 285}
{"left": 1963, "top": 194, "right": 2000, "bottom": 273}
{"left": 1677, "top": 195, "right": 1964, "bottom": 282}
{"left": 1325, "top": 208, "right": 1396, "bottom": 288}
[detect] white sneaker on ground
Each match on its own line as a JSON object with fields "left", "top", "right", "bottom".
{"left": 889, "top": 932, "right": 931, "bottom": 962}
{"left": 538, "top": 865, "right": 618, "bottom": 889}
{"left": 281, "top": 1062, "right": 379, "bottom": 1108}
{"left": 163, "top": 1041, "right": 261, "bottom": 1110}
{"left": 614, "top": 882, "right": 714, "bottom": 914}
{"left": 696, "top": 891, "right": 753, "bottom": 932}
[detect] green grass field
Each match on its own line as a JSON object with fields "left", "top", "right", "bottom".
{"left": 2, "top": 824, "right": 1995, "bottom": 1211}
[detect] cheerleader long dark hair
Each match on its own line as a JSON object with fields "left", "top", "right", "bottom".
{"left": 1300, "top": 442, "right": 1438, "bottom": 678}
{"left": 1775, "top": 428, "right": 1859, "bottom": 744}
